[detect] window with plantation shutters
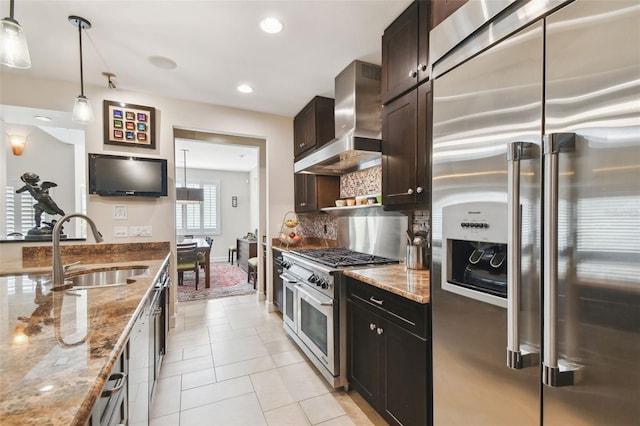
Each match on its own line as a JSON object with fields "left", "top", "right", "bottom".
{"left": 4, "top": 185, "right": 38, "bottom": 235}
{"left": 5, "top": 186, "right": 15, "bottom": 234}
{"left": 175, "top": 180, "right": 220, "bottom": 235}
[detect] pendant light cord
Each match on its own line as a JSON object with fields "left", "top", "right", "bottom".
{"left": 182, "top": 149, "right": 188, "bottom": 187}
{"left": 78, "top": 20, "right": 85, "bottom": 97}
{"left": 9, "top": 0, "right": 15, "bottom": 20}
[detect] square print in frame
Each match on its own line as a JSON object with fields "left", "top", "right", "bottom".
{"left": 103, "top": 100, "right": 156, "bottom": 149}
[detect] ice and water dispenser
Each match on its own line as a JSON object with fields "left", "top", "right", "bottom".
{"left": 442, "top": 202, "right": 508, "bottom": 308}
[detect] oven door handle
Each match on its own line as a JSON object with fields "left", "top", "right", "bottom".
{"left": 279, "top": 274, "right": 297, "bottom": 284}
{"left": 295, "top": 284, "right": 333, "bottom": 307}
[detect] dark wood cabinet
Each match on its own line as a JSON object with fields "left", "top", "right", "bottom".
{"left": 236, "top": 238, "right": 257, "bottom": 272}
{"left": 381, "top": 1, "right": 430, "bottom": 104}
{"left": 294, "top": 173, "right": 340, "bottom": 213}
{"left": 431, "top": 0, "right": 468, "bottom": 29}
{"left": 272, "top": 249, "right": 284, "bottom": 312}
{"left": 347, "top": 278, "right": 431, "bottom": 426}
{"left": 382, "top": 80, "right": 431, "bottom": 208}
{"left": 293, "top": 96, "right": 335, "bottom": 159}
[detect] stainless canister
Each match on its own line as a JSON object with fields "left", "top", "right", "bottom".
{"left": 406, "top": 244, "right": 428, "bottom": 270}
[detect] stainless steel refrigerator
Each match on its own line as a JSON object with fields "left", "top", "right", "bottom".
{"left": 430, "top": 0, "right": 640, "bottom": 424}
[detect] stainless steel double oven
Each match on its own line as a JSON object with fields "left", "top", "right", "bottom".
{"left": 280, "top": 248, "right": 398, "bottom": 389}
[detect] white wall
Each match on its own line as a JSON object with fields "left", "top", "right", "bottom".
{"left": 0, "top": 72, "right": 294, "bottom": 315}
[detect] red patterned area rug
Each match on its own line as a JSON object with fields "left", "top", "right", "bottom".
{"left": 177, "top": 262, "right": 255, "bottom": 302}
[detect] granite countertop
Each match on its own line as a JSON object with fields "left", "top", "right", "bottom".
{"left": 0, "top": 249, "right": 170, "bottom": 426}
{"left": 344, "top": 264, "right": 431, "bottom": 304}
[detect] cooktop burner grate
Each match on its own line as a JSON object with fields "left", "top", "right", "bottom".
{"left": 290, "top": 248, "right": 399, "bottom": 268}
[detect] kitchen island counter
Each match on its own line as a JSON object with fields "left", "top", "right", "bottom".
{"left": 344, "top": 264, "right": 430, "bottom": 304}
{"left": 0, "top": 247, "right": 170, "bottom": 426}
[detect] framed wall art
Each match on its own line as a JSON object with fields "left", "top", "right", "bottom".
{"left": 103, "top": 100, "right": 156, "bottom": 149}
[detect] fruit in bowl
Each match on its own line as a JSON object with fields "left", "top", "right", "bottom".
{"left": 292, "top": 235, "right": 303, "bottom": 244}
{"left": 284, "top": 219, "right": 299, "bottom": 228}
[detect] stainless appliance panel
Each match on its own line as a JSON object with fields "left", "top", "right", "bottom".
{"left": 542, "top": 1, "right": 640, "bottom": 423}
{"left": 432, "top": 20, "right": 544, "bottom": 425}
{"left": 296, "top": 284, "right": 336, "bottom": 374}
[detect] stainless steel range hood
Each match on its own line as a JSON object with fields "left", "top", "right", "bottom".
{"left": 294, "top": 60, "right": 382, "bottom": 175}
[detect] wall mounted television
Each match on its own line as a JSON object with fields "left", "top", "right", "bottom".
{"left": 88, "top": 153, "right": 168, "bottom": 197}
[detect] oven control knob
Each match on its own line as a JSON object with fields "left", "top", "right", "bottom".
{"left": 320, "top": 280, "right": 329, "bottom": 289}
{"left": 309, "top": 274, "right": 318, "bottom": 283}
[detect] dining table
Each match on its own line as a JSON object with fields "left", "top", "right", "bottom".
{"left": 180, "top": 238, "right": 212, "bottom": 288}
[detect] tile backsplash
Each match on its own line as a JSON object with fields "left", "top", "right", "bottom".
{"left": 339, "top": 165, "right": 382, "bottom": 198}
{"left": 298, "top": 213, "right": 337, "bottom": 239}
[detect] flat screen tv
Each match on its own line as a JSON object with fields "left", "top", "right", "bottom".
{"left": 88, "top": 153, "right": 168, "bottom": 197}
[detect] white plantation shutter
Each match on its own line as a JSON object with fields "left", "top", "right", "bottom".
{"left": 5, "top": 186, "right": 15, "bottom": 234}
{"left": 203, "top": 183, "right": 219, "bottom": 231}
{"left": 175, "top": 180, "right": 220, "bottom": 235}
{"left": 20, "top": 192, "right": 35, "bottom": 232}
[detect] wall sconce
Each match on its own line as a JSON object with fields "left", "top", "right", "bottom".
{"left": 8, "top": 134, "right": 26, "bottom": 155}
{"left": 232, "top": 196, "right": 238, "bottom": 207}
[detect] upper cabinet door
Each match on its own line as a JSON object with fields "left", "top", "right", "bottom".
{"left": 293, "top": 96, "right": 335, "bottom": 159}
{"left": 382, "top": 2, "right": 419, "bottom": 105}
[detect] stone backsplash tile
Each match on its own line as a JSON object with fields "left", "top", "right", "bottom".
{"left": 340, "top": 165, "right": 382, "bottom": 198}
{"left": 297, "top": 213, "right": 337, "bottom": 239}
{"left": 23, "top": 242, "right": 171, "bottom": 267}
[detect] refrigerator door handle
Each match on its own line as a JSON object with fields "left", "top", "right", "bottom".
{"left": 542, "top": 133, "right": 581, "bottom": 387}
{"left": 506, "top": 141, "right": 539, "bottom": 369}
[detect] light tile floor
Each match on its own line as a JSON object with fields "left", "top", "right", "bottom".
{"left": 150, "top": 294, "right": 387, "bottom": 426}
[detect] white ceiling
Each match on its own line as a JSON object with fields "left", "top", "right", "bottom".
{"left": 2, "top": 0, "right": 412, "bottom": 118}
{"left": 175, "top": 137, "right": 259, "bottom": 172}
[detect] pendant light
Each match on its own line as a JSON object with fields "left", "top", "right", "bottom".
{"left": 176, "top": 149, "right": 204, "bottom": 203}
{"left": 0, "top": 0, "right": 31, "bottom": 68}
{"left": 69, "top": 15, "right": 93, "bottom": 124}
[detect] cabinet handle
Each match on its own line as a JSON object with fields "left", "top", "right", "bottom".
{"left": 299, "top": 142, "right": 305, "bottom": 147}
{"left": 416, "top": 186, "right": 423, "bottom": 194}
{"left": 101, "top": 372, "right": 127, "bottom": 398}
{"left": 419, "top": 63, "right": 427, "bottom": 72}
{"left": 407, "top": 188, "right": 414, "bottom": 195}
{"left": 377, "top": 328, "right": 384, "bottom": 335}
{"left": 369, "top": 296, "right": 384, "bottom": 306}
{"left": 408, "top": 69, "right": 417, "bottom": 78}
{"left": 369, "top": 323, "right": 376, "bottom": 331}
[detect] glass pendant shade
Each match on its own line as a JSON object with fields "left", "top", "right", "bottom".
{"left": 72, "top": 95, "right": 93, "bottom": 124}
{"left": 0, "top": 17, "right": 31, "bottom": 69}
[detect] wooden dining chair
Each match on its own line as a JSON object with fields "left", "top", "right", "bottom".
{"left": 177, "top": 242, "right": 200, "bottom": 289}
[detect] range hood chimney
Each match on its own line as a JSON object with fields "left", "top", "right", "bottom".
{"left": 294, "top": 60, "right": 382, "bottom": 175}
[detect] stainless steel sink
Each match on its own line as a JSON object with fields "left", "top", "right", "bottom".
{"left": 63, "top": 267, "right": 149, "bottom": 289}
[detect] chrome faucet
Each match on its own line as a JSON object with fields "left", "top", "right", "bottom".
{"left": 52, "top": 213, "right": 104, "bottom": 286}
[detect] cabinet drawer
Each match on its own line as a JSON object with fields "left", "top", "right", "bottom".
{"left": 347, "top": 277, "right": 429, "bottom": 339}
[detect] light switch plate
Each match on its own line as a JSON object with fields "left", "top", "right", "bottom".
{"left": 114, "top": 205, "right": 127, "bottom": 220}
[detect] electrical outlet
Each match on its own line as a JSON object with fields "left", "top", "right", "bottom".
{"left": 114, "top": 226, "right": 128, "bottom": 237}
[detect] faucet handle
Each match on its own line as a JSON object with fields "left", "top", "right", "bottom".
{"left": 63, "top": 261, "right": 81, "bottom": 273}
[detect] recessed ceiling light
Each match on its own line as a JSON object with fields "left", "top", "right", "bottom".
{"left": 260, "top": 17, "right": 283, "bottom": 34}
{"left": 148, "top": 56, "right": 177, "bottom": 70}
{"left": 237, "top": 84, "right": 253, "bottom": 94}
{"left": 34, "top": 116, "right": 52, "bottom": 122}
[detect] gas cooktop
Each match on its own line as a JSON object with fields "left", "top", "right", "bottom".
{"left": 289, "top": 248, "right": 399, "bottom": 268}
